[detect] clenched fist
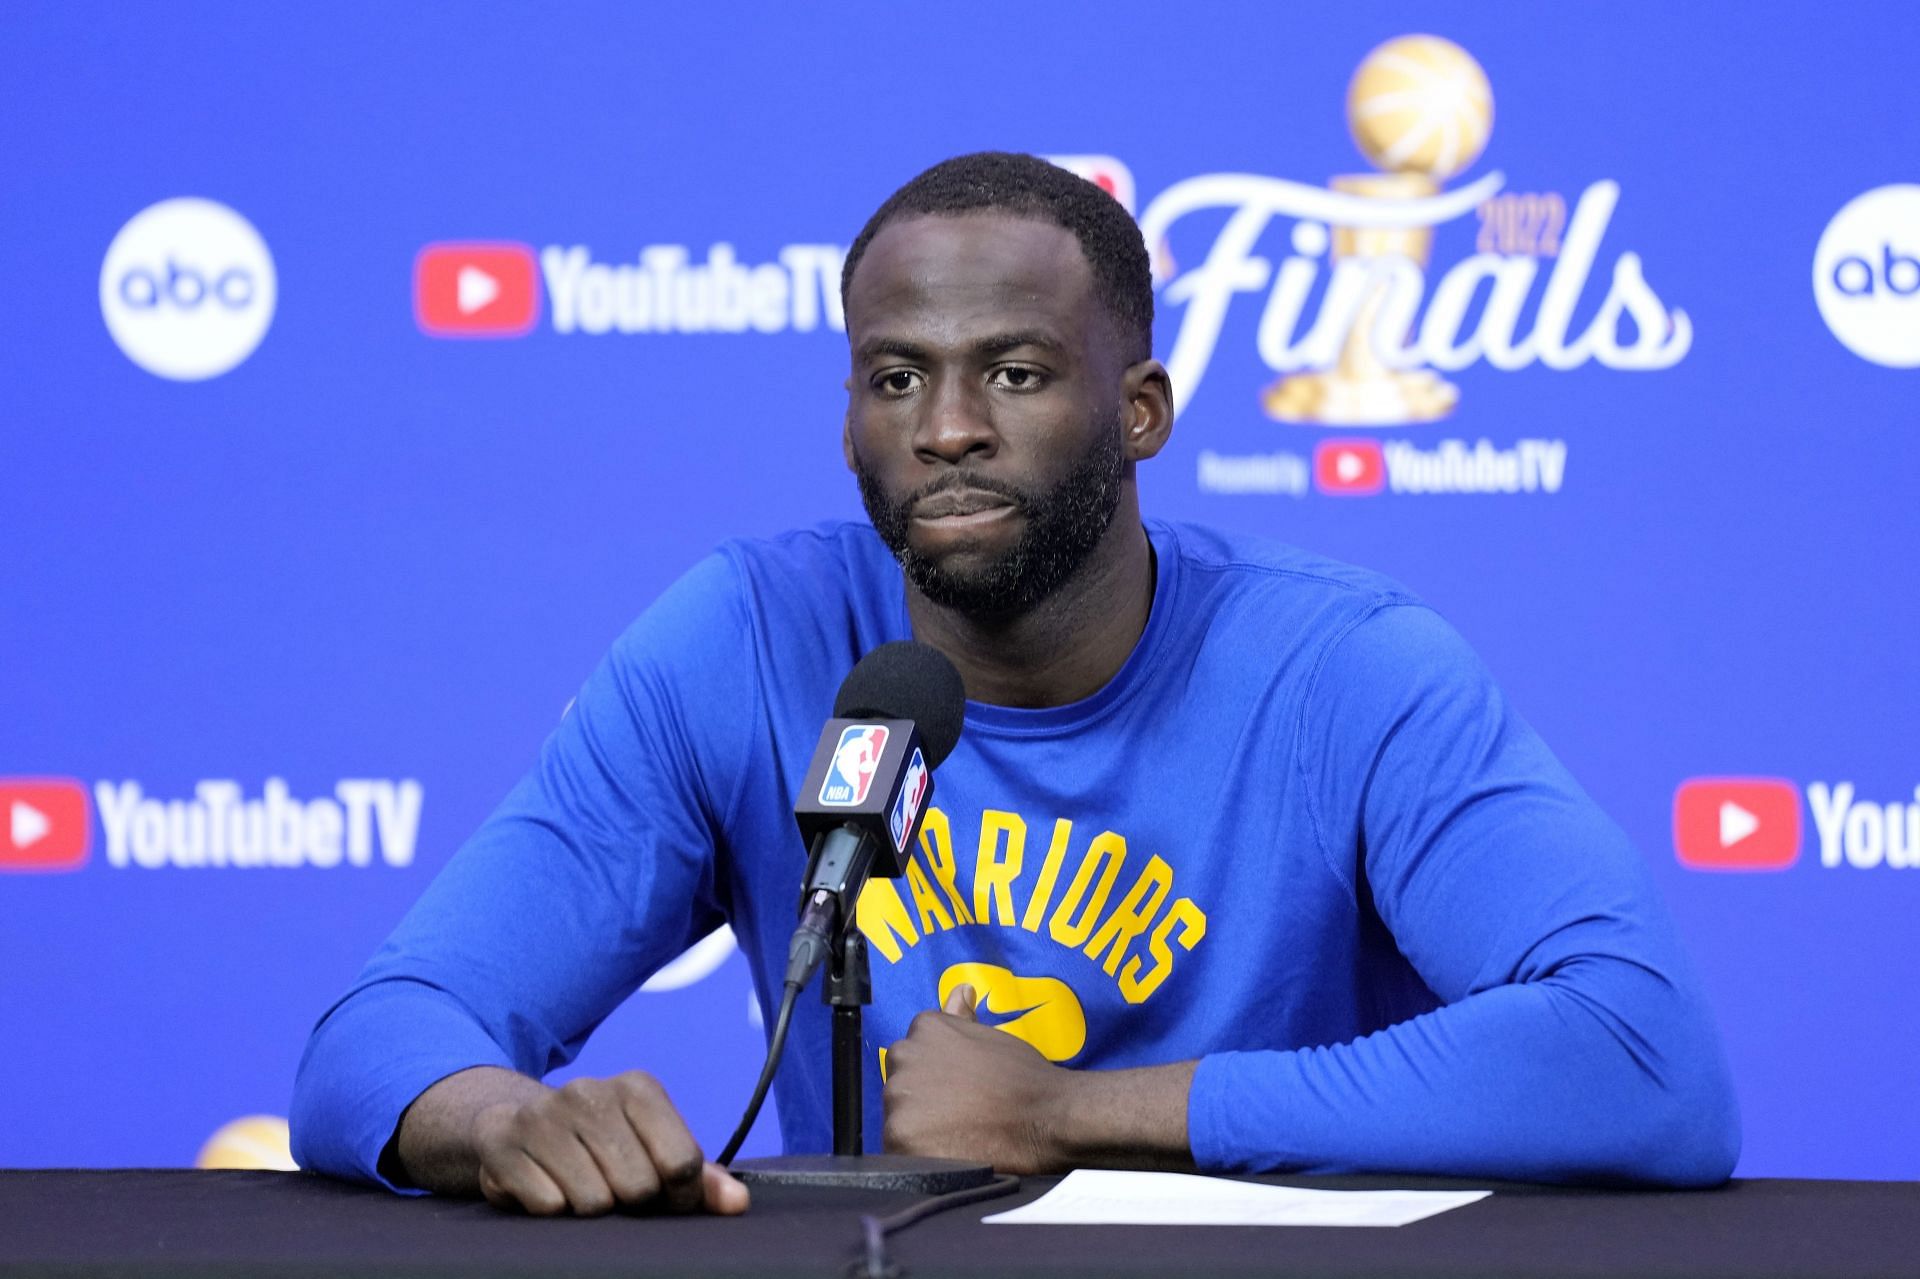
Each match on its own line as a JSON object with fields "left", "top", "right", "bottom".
{"left": 881, "top": 984, "right": 1077, "bottom": 1173}
{"left": 397, "top": 1066, "right": 748, "bottom": 1216}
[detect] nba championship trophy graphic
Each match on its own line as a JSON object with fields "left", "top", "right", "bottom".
{"left": 1264, "top": 35, "right": 1493, "bottom": 425}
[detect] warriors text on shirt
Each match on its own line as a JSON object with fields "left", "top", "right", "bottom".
{"left": 856, "top": 805, "right": 1210, "bottom": 1006}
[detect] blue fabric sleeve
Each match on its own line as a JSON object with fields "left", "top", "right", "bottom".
{"left": 290, "top": 552, "right": 758, "bottom": 1188}
{"left": 1188, "top": 603, "right": 1741, "bottom": 1186}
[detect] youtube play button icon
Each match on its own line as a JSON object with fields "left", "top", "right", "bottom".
{"left": 1673, "top": 777, "right": 1802, "bottom": 871}
{"left": 0, "top": 778, "right": 90, "bottom": 872}
{"left": 1313, "top": 439, "right": 1385, "bottom": 496}
{"left": 414, "top": 242, "right": 540, "bottom": 337}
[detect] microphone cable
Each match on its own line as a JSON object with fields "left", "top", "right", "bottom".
{"left": 852, "top": 1175, "right": 1023, "bottom": 1279}
{"left": 718, "top": 884, "right": 839, "bottom": 1167}
{"left": 711, "top": 931, "right": 1023, "bottom": 1275}
{"left": 715, "top": 979, "right": 801, "bottom": 1167}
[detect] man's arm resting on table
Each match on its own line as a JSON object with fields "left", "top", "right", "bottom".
{"left": 290, "top": 551, "right": 766, "bottom": 1210}
{"left": 1047, "top": 1059, "right": 1199, "bottom": 1171}
{"left": 882, "top": 984, "right": 1198, "bottom": 1173}
{"left": 392, "top": 1065, "right": 750, "bottom": 1216}
{"left": 884, "top": 970, "right": 1738, "bottom": 1186}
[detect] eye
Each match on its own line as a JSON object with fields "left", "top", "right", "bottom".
{"left": 990, "top": 366, "right": 1046, "bottom": 392}
{"left": 873, "top": 369, "right": 922, "bottom": 397}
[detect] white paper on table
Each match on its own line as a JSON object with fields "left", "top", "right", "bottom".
{"left": 981, "top": 1169, "right": 1491, "bottom": 1228}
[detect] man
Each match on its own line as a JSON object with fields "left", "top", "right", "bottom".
{"left": 291, "top": 152, "right": 1740, "bottom": 1216}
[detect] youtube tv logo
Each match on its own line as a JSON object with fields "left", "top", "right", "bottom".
{"left": 1045, "top": 155, "right": 1137, "bottom": 214}
{"left": 414, "top": 242, "right": 539, "bottom": 337}
{"left": 0, "top": 779, "right": 91, "bottom": 872}
{"left": 1673, "top": 777, "right": 1802, "bottom": 871}
{"left": 1314, "top": 439, "right": 1385, "bottom": 496}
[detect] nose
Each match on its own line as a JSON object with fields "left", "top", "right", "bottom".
{"left": 912, "top": 372, "right": 997, "bottom": 465}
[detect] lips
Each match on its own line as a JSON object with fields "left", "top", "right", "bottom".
{"left": 912, "top": 488, "right": 1017, "bottom": 520}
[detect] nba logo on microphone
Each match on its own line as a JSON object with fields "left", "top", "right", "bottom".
{"left": 888, "top": 749, "right": 929, "bottom": 853}
{"left": 820, "top": 726, "right": 889, "bottom": 806}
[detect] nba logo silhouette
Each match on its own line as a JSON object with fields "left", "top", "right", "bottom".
{"left": 889, "top": 749, "right": 929, "bottom": 852}
{"left": 819, "top": 726, "right": 889, "bottom": 806}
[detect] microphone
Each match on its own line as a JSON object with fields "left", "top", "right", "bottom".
{"left": 721, "top": 640, "right": 997, "bottom": 1189}
{"left": 783, "top": 642, "right": 965, "bottom": 991}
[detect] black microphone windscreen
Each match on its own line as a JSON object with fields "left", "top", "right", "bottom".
{"left": 833, "top": 641, "right": 966, "bottom": 767}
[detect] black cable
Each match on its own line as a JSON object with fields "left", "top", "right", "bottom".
{"left": 716, "top": 981, "right": 801, "bottom": 1167}
{"left": 852, "top": 1174, "right": 1022, "bottom": 1279}
{"left": 719, "top": 930, "right": 1020, "bottom": 1276}
{"left": 719, "top": 890, "right": 836, "bottom": 1168}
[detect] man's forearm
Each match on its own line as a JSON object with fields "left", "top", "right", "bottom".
{"left": 882, "top": 993, "right": 1201, "bottom": 1173}
{"left": 392, "top": 1066, "right": 548, "bottom": 1195}
{"left": 1188, "top": 978, "right": 1740, "bottom": 1185}
{"left": 1052, "top": 1059, "right": 1199, "bottom": 1171}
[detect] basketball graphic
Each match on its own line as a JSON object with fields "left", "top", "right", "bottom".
{"left": 1264, "top": 33, "right": 1497, "bottom": 425}
{"left": 1348, "top": 34, "right": 1493, "bottom": 180}
{"left": 195, "top": 1115, "right": 298, "bottom": 1170}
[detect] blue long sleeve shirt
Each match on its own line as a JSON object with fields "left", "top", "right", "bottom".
{"left": 291, "top": 519, "right": 1740, "bottom": 1187}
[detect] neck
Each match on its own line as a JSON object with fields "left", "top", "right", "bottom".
{"left": 905, "top": 501, "right": 1156, "bottom": 709}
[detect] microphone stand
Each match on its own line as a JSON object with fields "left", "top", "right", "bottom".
{"left": 731, "top": 910, "right": 996, "bottom": 1193}
{"left": 827, "top": 931, "right": 870, "bottom": 1157}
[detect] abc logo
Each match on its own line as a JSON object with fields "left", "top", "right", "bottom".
{"left": 99, "top": 198, "right": 277, "bottom": 380}
{"left": 1813, "top": 184, "right": 1920, "bottom": 368}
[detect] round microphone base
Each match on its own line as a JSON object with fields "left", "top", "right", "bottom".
{"left": 729, "top": 1153, "right": 997, "bottom": 1194}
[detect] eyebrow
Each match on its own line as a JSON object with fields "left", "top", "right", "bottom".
{"left": 857, "top": 337, "right": 930, "bottom": 364}
{"left": 856, "top": 330, "right": 1066, "bottom": 364}
{"left": 975, "top": 330, "right": 1065, "bottom": 358}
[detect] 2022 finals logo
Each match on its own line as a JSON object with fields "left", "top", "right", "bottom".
{"left": 1147, "top": 35, "right": 1691, "bottom": 503}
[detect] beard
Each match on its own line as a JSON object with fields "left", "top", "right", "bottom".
{"left": 855, "top": 414, "right": 1127, "bottom": 617}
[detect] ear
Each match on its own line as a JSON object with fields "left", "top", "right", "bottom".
{"left": 1120, "top": 359, "right": 1174, "bottom": 462}
{"left": 842, "top": 382, "right": 858, "bottom": 473}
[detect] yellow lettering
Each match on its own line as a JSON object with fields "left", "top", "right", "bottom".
{"left": 905, "top": 858, "right": 954, "bottom": 934}
{"left": 1048, "top": 830, "right": 1126, "bottom": 948}
{"left": 1019, "top": 818, "right": 1075, "bottom": 933}
{"left": 857, "top": 807, "right": 1208, "bottom": 1006}
{"left": 855, "top": 877, "right": 919, "bottom": 964}
{"left": 1083, "top": 854, "right": 1174, "bottom": 976}
{"left": 973, "top": 809, "right": 1025, "bottom": 926}
{"left": 917, "top": 807, "right": 976, "bottom": 926}
{"left": 1120, "top": 897, "right": 1208, "bottom": 1004}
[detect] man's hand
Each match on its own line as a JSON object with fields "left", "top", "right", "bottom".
{"left": 881, "top": 985, "right": 1200, "bottom": 1174}
{"left": 881, "top": 984, "right": 1077, "bottom": 1173}
{"left": 471, "top": 1072, "right": 748, "bottom": 1216}
{"left": 396, "top": 1065, "right": 749, "bottom": 1216}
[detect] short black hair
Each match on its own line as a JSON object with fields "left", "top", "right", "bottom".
{"left": 840, "top": 151, "right": 1154, "bottom": 362}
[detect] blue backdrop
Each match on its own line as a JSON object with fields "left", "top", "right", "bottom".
{"left": 2, "top": 1, "right": 1914, "bottom": 1180}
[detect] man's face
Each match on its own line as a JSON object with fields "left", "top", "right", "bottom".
{"left": 843, "top": 212, "right": 1131, "bottom": 617}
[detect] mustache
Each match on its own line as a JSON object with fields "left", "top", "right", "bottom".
{"left": 902, "top": 471, "right": 1028, "bottom": 511}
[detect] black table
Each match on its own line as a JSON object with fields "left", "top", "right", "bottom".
{"left": 2, "top": 1170, "right": 1914, "bottom": 1278}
